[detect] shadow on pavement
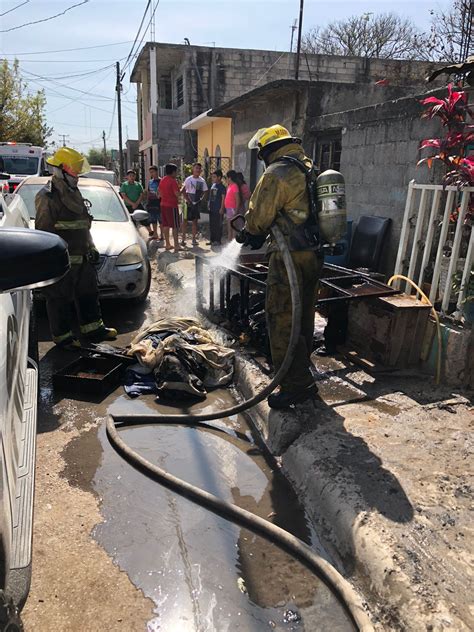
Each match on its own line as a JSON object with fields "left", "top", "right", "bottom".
{"left": 268, "top": 397, "right": 414, "bottom": 574}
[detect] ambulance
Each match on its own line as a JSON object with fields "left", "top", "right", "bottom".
{"left": 0, "top": 143, "right": 48, "bottom": 195}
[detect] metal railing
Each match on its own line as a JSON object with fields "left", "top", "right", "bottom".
{"left": 394, "top": 180, "right": 473, "bottom": 317}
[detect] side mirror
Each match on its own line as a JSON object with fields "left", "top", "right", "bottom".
{"left": 131, "top": 209, "right": 149, "bottom": 223}
{"left": 0, "top": 228, "right": 70, "bottom": 293}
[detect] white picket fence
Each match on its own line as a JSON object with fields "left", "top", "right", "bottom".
{"left": 394, "top": 180, "right": 474, "bottom": 317}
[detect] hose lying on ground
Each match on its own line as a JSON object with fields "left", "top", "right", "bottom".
{"left": 107, "top": 225, "right": 374, "bottom": 632}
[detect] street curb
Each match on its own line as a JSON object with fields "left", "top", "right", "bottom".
{"left": 156, "top": 252, "right": 467, "bottom": 631}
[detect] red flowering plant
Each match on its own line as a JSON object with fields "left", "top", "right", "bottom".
{"left": 418, "top": 84, "right": 474, "bottom": 188}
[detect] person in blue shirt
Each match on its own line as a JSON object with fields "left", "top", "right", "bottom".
{"left": 147, "top": 165, "right": 162, "bottom": 240}
{"left": 207, "top": 169, "right": 226, "bottom": 246}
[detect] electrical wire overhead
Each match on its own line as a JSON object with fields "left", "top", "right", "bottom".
{"left": 122, "top": 0, "right": 160, "bottom": 74}
{"left": 0, "top": 0, "right": 29, "bottom": 17}
{"left": 3, "top": 40, "right": 133, "bottom": 56}
{"left": 1, "top": 0, "right": 90, "bottom": 33}
{"left": 122, "top": 0, "right": 151, "bottom": 74}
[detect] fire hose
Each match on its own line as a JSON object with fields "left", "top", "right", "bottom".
{"left": 106, "top": 223, "right": 374, "bottom": 632}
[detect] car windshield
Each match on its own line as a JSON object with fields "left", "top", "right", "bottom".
{"left": 0, "top": 156, "right": 39, "bottom": 176}
{"left": 16, "top": 182, "right": 128, "bottom": 222}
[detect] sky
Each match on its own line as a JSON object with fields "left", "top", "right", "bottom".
{"left": 0, "top": 0, "right": 452, "bottom": 152}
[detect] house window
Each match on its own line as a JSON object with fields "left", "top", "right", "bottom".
{"left": 159, "top": 77, "right": 172, "bottom": 109}
{"left": 175, "top": 76, "right": 184, "bottom": 108}
{"left": 314, "top": 132, "right": 342, "bottom": 172}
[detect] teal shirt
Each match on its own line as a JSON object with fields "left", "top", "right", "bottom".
{"left": 120, "top": 181, "right": 144, "bottom": 208}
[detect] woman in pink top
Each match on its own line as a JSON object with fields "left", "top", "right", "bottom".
{"left": 225, "top": 170, "right": 241, "bottom": 240}
{"left": 236, "top": 172, "right": 251, "bottom": 210}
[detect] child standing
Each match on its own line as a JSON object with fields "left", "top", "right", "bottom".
{"left": 147, "top": 165, "right": 162, "bottom": 240}
{"left": 207, "top": 169, "right": 226, "bottom": 246}
{"left": 181, "top": 162, "right": 208, "bottom": 247}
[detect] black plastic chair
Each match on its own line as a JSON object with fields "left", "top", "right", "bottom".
{"left": 348, "top": 215, "right": 391, "bottom": 273}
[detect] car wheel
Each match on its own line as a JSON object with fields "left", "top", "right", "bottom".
{"left": 132, "top": 260, "right": 152, "bottom": 304}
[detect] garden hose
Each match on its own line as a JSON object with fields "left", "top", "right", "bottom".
{"left": 107, "top": 224, "right": 374, "bottom": 632}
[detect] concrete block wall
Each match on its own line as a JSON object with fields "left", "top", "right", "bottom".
{"left": 311, "top": 95, "right": 443, "bottom": 274}
{"left": 180, "top": 45, "right": 440, "bottom": 162}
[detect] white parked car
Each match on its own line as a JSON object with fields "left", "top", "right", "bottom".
{"left": 0, "top": 176, "right": 69, "bottom": 622}
{"left": 14, "top": 177, "right": 151, "bottom": 302}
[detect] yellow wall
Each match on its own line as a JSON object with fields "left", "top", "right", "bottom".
{"left": 197, "top": 118, "right": 232, "bottom": 159}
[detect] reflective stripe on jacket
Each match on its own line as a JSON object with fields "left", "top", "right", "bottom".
{"left": 35, "top": 176, "right": 94, "bottom": 257}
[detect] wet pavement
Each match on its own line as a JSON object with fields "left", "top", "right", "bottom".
{"left": 23, "top": 263, "right": 354, "bottom": 631}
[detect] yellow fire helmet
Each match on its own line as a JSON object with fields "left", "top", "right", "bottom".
{"left": 46, "top": 147, "right": 90, "bottom": 176}
{"left": 248, "top": 124, "right": 296, "bottom": 153}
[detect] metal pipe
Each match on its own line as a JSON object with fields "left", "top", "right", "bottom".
{"left": 429, "top": 189, "right": 455, "bottom": 304}
{"left": 441, "top": 190, "right": 470, "bottom": 312}
{"left": 295, "top": 0, "right": 305, "bottom": 80}
{"left": 417, "top": 188, "right": 441, "bottom": 292}
{"left": 394, "top": 179, "right": 415, "bottom": 285}
{"left": 457, "top": 222, "right": 474, "bottom": 311}
{"left": 406, "top": 188, "right": 428, "bottom": 294}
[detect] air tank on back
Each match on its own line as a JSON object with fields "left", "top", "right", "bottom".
{"left": 316, "top": 170, "right": 347, "bottom": 246}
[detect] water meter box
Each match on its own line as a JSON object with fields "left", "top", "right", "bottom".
{"left": 53, "top": 356, "right": 125, "bottom": 396}
{"left": 347, "top": 294, "right": 431, "bottom": 368}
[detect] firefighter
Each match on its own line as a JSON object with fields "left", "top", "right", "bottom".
{"left": 35, "top": 147, "right": 117, "bottom": 348}
{"left": 244, "top": 125, "right": 323, "bottom": 409}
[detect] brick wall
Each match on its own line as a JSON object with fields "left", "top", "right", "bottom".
{"left": 311, "top": 93, "right": 444, "bottom": 273}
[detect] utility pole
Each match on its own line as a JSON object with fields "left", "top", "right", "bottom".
{"left": 58, "top": 133, "right": 69, "bottom": 147}
{"left": 102, "top": 130, "right": 107, "bottom": 167}
{"left": 150, "top": 0, "right": 156, "bottom": 42}
{"left": 295, "top": 0, "right": 304, "bottom": 80}
{"left": 290, "top": 18, "right": 297, "bottom": 53}
{"left": 116, "top": 61, "right": 124, "bottom": 182}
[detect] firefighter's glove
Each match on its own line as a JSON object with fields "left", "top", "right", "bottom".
{"left": 244, "top": 232, "right": 266, "bottom": 250}
{"left": 87, "top": 248, "right": 101, "bottom": 265}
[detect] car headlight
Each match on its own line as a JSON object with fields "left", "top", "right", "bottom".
{"left": 116, "top": 244, "right": 144, "bottom": 266}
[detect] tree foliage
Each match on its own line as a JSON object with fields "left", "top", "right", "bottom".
{"left": 302, "top": 6, "right": 468, "bottom": 63}
{"left": 0, "top": 60, "right": 52, "bottom": 145}
{"left": 302, "top": 13, "right": 425, "bottom": 60}
{"left": 426, "top": 1, "right": 466, "bottom": 63}
{"left": 86, "top": 147, "right": 111, "bottom": 166}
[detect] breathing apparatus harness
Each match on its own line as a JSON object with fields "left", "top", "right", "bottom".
{"left": 274, "top": 155, "right": 321, "bottom": 252}
{"left": 235, "top": 154, "right": 321, "bottom": 253}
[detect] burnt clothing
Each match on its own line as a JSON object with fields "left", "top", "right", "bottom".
{"left": 35, "top": 175, "right": 95, "bottom": 263}
{"left": 266, "top": 251, "right": 323, "bottom": 392}
{"left": 42, "top": 260, "right": 105, "bottom": 344}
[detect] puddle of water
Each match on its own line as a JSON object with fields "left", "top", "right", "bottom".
{"left": 93, "top": 389, "right": 354, "bottom": 632}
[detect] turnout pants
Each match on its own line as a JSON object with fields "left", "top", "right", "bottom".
{"left": 266, "top": 250, "right": 323, "bottom": 393}
{"left": 43, "top": 260, "right": 105, "bottom": 344}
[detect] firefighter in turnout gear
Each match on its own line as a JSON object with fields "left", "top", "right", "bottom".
{"left": 245, "top": 125, "right": 323, "bottom": 409}
{"left": 35, "top": 147, "right": 117, "bottom": 348}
